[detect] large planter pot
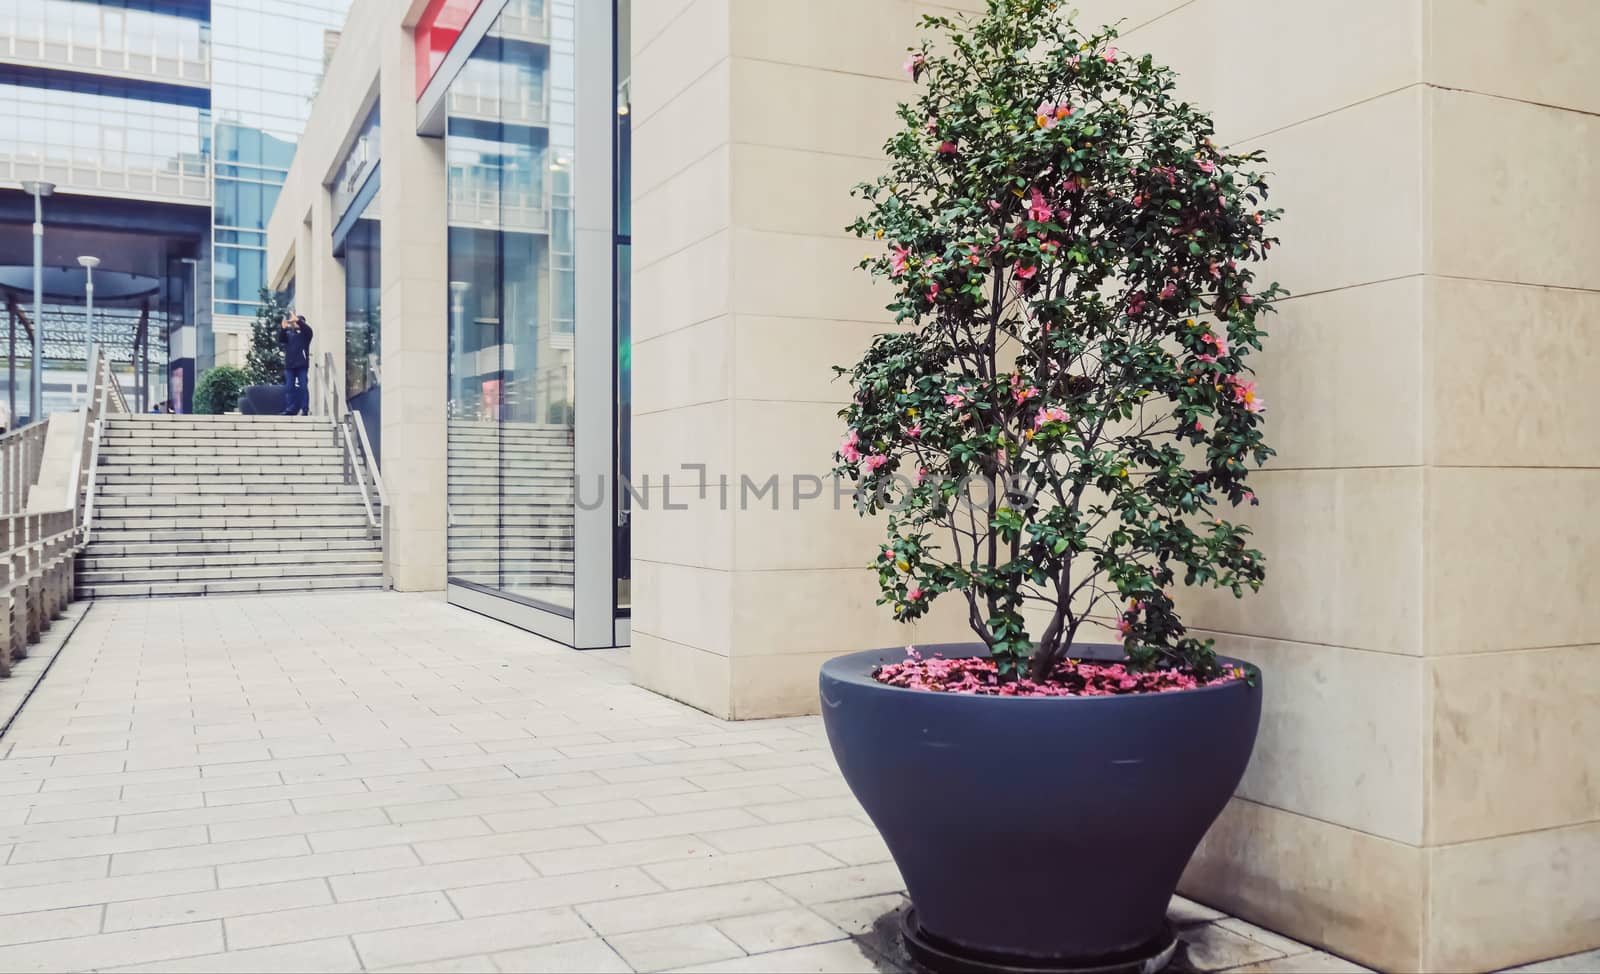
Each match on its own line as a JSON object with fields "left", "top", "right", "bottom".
{"left": 237, "top": 384, "right": 287, "bottom": 415}
{"left": 819, "top": 642, "right": 1261, "bottom": 973}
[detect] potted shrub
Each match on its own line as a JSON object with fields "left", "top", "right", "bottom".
{"left": 820, "top": 3, "right": 1283, "bottom": 971}
{"left": 193, "top": 365, "right": 248, "bottom": 415}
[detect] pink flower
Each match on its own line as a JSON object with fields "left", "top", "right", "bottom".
{"left": 1128, "top": 292, "right": 1147, "bottom": 317}
{"left": 1062, "top": 175, "right": 1080, "bottom": 193}
{"left": 840, "top": 429, "right": 862, "bottom": 463}
{"left": 1197, "top": 331, "right": 1229, "bottom": 364}
{"left": 926, "top": 282, "right": 940, "bottom": 302}
{"left": 904, "top": 51, "right": 925, "bottom": 77}
{"left": 987, "top": 199, "right": 1001, "bottom": 212}
{"left": 966, "top": 245, "right": 982, "bottom": 266}
{"left": 1207, "top": 261, "right": 1221, "bottom": 279}
{"left": 1015, "top": 264, "right": 1037, "bottom": 281}
{"left": 882, "top": 547, "right": 894, "bottom": 561}
{"left": 890, "top": 244, "right": 911, "bottom": 277}
{"left": 1241, "top": 294, "right": 1255, "bottom": 305}
{"left": 907, "top": 421, "right": 923, "bottom": 438}
{"left": 1243, "top": 490, "right": 1257, "bottom": 504}
{"left": 1228, "top": 377, "right": 1265, "bottom": 414}
{"left": 925, "top": 117, "right": 938, "bottom": 135}
{"left": 1034, "top": 405, "right": 1069, "bottom": 429}
{"left": 1102, "top": 47, "right": 1118, "bottom": 63}
{"left": 907, "top": 585, "right": 924, "bottom": 600}
{"left": 1034, "top": 99, "right": 1071, "bottom": 128}
{"left": 1027, "top": 187, "right": 1053, "bottom": 223}
{"left": 1194, "top": 419, "right": 1205, "bottom": 432}
{"left": 1158, "top": 281, "right": 1176, "bottom": 300}
{"left": 1117, "top": 616, "right": 1134, "bottom": 639}
{"left": 1195, "top": 155, "right": 1215, "bottom": 175}
{"left": 916, "top": 466, "right": 928, "bottom": 484}
{"left": 937, "top": 141, "right": 958, "bottom": 155}
{"left": 862, "top": 454, "right": 889, "bottom": 473}
{"left": 1012, "top": 382, "right": 1039, "bottom": 406}
{"left": 944, "top": 386, "right": 970, "bottom": 408}
{"left": 1056, "top": 206, "right": 1072, "bottom": 222}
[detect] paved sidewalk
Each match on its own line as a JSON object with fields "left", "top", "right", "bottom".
{"left": 0, "top": 591, "right": 1469, "bottom": 972}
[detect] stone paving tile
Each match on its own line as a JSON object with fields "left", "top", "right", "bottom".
{"left": 225, "top": 890, "right": 458, "bottom": 950}
{"left": 489, "top": 938, "right": 632, "bottom": 973}
{"left": 714, "top": 906, "right": 849, "bottom": 954}
{"left": 670, "top": 937, "right": 892, "bottom": 973}
{"left": 351, "top": 906, "right": 594, "bottom": 969}
{"left": 106, "top": 936, "right": 363, "bottom": 973}
{"left": 0, "top": 920, "right": 223, "bottom": 971}
{"left": 608, "top": 922, "right": 747, "bottom": 971}
{"left": 576, "top": 880, "right": 801, "bottom": 936}
{"left": 446, "top": 865, "right": 665, "bottom": 918}
{"left": 103, "top": 878, "right": 334, "bottom": 931}
{"left": 0, "top": 593, "right": 1355, "bottom": 973}
{"left": 0, "top": 904, "right": 104, "bottom": 947}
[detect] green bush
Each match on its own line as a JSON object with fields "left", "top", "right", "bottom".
{"left": 194, "top": 366, "right": 249, "bottom": 415}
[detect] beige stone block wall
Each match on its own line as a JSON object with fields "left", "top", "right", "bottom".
{"left": 630, "top": 0, "right": 981, "bottom": 719}
{"left": 1067, "top": 0, "right": 1600, "bottom": 969}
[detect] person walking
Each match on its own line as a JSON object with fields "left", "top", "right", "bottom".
{"left": 280, "top": 312, "right": 314, "bottom": 416}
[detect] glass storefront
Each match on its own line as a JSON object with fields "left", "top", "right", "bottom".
{"left": 341, "top": 190, "right": 380, "bottom": 461}
{"left": 446, "top": 3, "right": 576, "bottom": 613}
{"left": 439, "top": 0, "right": 622, "bottom": 647}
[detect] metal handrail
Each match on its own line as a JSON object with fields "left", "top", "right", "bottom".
{"left": 350, "top": 409, "right": 386, "bottom": 513}
{"left": 322, "top": 351, "right": 383, "bottom": 542}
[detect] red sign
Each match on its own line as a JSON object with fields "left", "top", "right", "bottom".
{"left": 414, "top": 0, "right": 482, "bottom": 98}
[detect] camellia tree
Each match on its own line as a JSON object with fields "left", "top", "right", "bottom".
{"left": 837, "top": 0, "right": 1282, "bottom": 683}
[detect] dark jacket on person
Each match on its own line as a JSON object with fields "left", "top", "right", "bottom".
{"left": 280, "top": 320, "right": 314, "bottom": 370}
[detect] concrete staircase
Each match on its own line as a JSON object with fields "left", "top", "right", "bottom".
{"left": 78, "top": 415, "right": 384, "bottom": 598}
{"left": 447, "top": 420, "right": 575, "bottom": 594}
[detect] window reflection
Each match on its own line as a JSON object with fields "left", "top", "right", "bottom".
{"left": 446, "top": 3, "right": 576, "bottom": 612}
{"left": 343, "top": 191, "right": 381, "bottom": 464}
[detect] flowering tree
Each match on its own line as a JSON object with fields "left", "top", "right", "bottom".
{"left": 836, "top": 0, "right": 1282, "bottom": 682}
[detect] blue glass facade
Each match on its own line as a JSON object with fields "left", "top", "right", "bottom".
{"left": 210, "top": 0, "right": 348, "bottom": 322}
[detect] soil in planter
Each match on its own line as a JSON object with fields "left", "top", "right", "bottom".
{"left": 874, "top": 649, "right": 1244, "bottom": 697}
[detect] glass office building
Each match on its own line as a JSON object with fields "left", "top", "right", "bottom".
{"left": 0, "top": 0, "right": 347, "bottom": 415}
{"left": 209, "top": 0, "right": 345, "bottom": 334}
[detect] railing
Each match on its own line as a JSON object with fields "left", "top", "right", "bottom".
{"left": 79, "top": 345, "right": 128, "bottom": 546}
{"left": 0, "top": 424, "right": 49, "bottom": 518}
{"left": 0, "top": 345, "right": 125, "bottom": 677}
{"left": 0, "top": 29, "right": 211, "bottom": 86}
{"left": 0, "top": 153, "right": 212, "bottom": 204}
{"left": 313, "top": 353, "right": 389, "bottom": 585}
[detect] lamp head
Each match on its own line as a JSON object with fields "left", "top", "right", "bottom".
{"left": 77, "top": 256, "right": 100, "bottom": 269}
{"left": 20, "top": 181, "right": 55, "bottom": 197}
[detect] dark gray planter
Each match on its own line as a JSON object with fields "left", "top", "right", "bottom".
{"left": 237, "top": 384, "right": 287, "bottom": 415}
{"left": 819, "top": 642, "right": 1261, "bottom": 973}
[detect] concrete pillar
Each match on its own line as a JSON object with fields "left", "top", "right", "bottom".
{"left": 1061, "top": 1, "right": 1600, "bottom": 970}
{"left": 378, "top": 14, "right": 448, "bottom": 592}
{"left": 629, "top": 0, "right": 978, "bottom": 719}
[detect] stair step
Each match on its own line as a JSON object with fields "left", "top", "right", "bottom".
{"left": 88, "top": 527, "right": 377, "bottom": 543}
{"left": 79, "top": 561, "right": 381, "bottom": 584}
{"left": 98, "top": 483, "right": 361, "bottom": 497}
{"left": 86, "top": 538, "right": 381, "bottom": 556}
{"left": 81, "top": 549, "right": 381, "bottom": 570}
{"left": 95, "top": 516, "right": 373, "bottom": 531}
{"left": 82, "top": 574, "right": 385, "bottom": 599}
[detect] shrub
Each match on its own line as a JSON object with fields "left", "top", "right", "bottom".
{"left": 245, "top": 287, "right": 288, "bottom": 385}
{"left": 836, "top": 0, "right": 1283, "bottom": 681}
{"left": 194, "top": 365, "right": 249, "bottom": 415}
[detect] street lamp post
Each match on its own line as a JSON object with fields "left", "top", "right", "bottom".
{"left": 78, "top": 256, "right": 100, "bottom": 383}
{"left": 21, "top": 180, "right": 54, "bottom": 425}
